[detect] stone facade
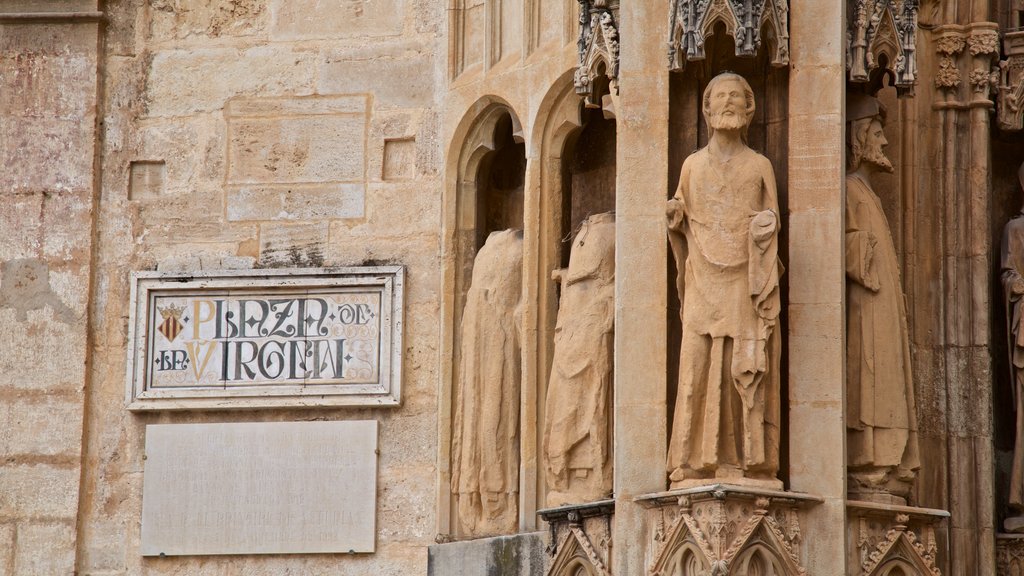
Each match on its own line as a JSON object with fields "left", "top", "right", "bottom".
{"left": 3, "top": 0, "right": 1024, "bottom": 574}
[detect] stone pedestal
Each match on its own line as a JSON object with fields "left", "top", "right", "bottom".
{"left": 538, "top": 500, "right": 614, "bottom": 576}
{"left": 428, "top": 532, "right": 549, "bottom": 576}
{"left": 637, "top": 485, "right": 822, "bottom": 575}
{"left": 847, "top": 500, "right": 949, "bottom": 575}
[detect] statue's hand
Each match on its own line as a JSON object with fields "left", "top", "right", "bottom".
{"left": 1014, "top": 276, "right": 1024, "bottom": 296}
{"left": 750, "top": 210, "right": 777, "bottom": 245}
{"left": 666, "top": 198, "right": 685, "bottom": 230}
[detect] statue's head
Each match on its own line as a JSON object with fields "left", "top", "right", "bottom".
{"left": 846, "top": 93, "right": 893, "bottom": 174}
{"left": 702, "top": 72, "right": 756, "bottom": 142}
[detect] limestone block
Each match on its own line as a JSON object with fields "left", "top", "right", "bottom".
{"left": 13, "top": 522, "right": 75, "bottom": 575}
{"left": 0, "top": 464, "right": 79, "bottom": 518}
{"left": 227, "top": 115, "right": 365, "bottom": 184}
{"left": 270, "top": 0, "right": 405, "bottom": 40}
{"left": 0, "top": 307, "right": 87, "bottom": 390}
{"left": 0, "top": 396, "right": 83, "bottom": 458}
{"left": 0, "top": 193, "right": 43, "bottom": 261}
{"left": 0, "top": 45, "right": 93, "bottom": 120}
{"left": 331, "top": 182, "right": 440, "bottom": 238}
{"left": 0, "top": 117, "right": 94, "bottom": 193}
{"left": 40, "top": 191, "right": 93, "bottom": 263}
{"left": 76, "top": 519, "right": 127, "bottom": 574}
{"left": 257, "top": 221, "right": 328, "bottom": 267}
{"left": 0, "top": 523, "right": 10, "bottom": 576}
{"left": 319, "top": 44, "right": 436, "bottom": 108}
{"left": 376, "top": 466, "right": 436, "bottom": 542}
{"left": 786, "top": 209, "right": 843, "bottom": 304}
{"left": 145, "top": 46, "right": 316, "bottom": 117}
{"left": 162, "top": 0, "right": 268, "bottom": 41}
{"left": 226, "top": 184, "right": 365, "bottom": 221}
{"left": 427, "top": 533, "right": 548, "bottom": 576}
{"left": 382, "top": 139, "right": 416, "bottom": 181}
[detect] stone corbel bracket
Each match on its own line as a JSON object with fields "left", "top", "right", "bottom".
{"left": 1000, "top": 31, "right": 1024, "bottom": 130}
{"left": 667, "top": 0, "right": 790, "bottom": 72}
{"left": 638, "top": 485, "right": 822, "bottom": 576}
{"left": 575, "top": 0, "right": 620, "bottom": 112}
{"left": 539, "top": 499, "right": 615, "bottom": 576}
{"left": 848, "top": 0, "right": 920, "bottom": 96}
{"left": 847, "top": 500, "right": 949, "bottom": 576}
{"left": 933, "top": 23, "right": 999, "bottom": 110}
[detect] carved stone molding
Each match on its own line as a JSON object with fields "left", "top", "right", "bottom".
{"left": 667, "top": 0, "right": 790, "bottom": 71}
{"left": 999, "top": 32, "right": 1024, "bottom": 130}
{"left": 933, "top": 23, "right": 1000, "bottom": 108}
{"left": 847, "top": 501, "right": 949, "bottom": 576}
{"left": 997, "top": 534, "right": 1024, "bottom": 575}
{"left": 540, "top": 500, "right": 615, "bottom": 576}
{"left": 847, "top": 0, "right": 919, "bottom": 96}
{"left": 575, "top": 0, "right": 619, "bottom": 109}
{"left": 638, "top": 486, "right": 821, "bottom": 576}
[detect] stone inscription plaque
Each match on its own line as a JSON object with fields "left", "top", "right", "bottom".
{"left": 126, "top": 267, "right": 403, "bottom": 410}
{"left": 141, "top": 421, "right": 378, "bottom": 556}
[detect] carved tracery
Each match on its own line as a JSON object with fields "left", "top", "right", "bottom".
{"left": 575, "top": 0, "right": 619, "bottom": 109}
{"left": 847, "top": 0, "right": 919, "bottom": 96}
{"left": 649, "top": 495, "right": 806, "bottom": 576}
{"left": 853, "top": 512, "right": 943, "bottom": 576}
{"left": 668, "top": 0, "right": 790, "bottom": 71}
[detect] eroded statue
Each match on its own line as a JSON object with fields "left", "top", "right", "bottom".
{"left": 1002, "top": 161, "right": 1024, "bottom": 532}
{"left": 543, "top": 212, "right": 615, "bottom": 507}
{"left": 451, "top": 229, "right": 524, "bottom": 537}
{"left": 845, "top": 94, "right": 920, "bottom": 504}
{"left": 666, "top": 72, "right": 783, "bottom": 489}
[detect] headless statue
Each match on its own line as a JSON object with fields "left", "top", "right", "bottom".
{"left": 666, "top": 73, "right": 783, "bottom": 489}
{"left": 543, "top": 212, "right": 615, "bottom": 507}
{"left": 451, "top": 229, "right": 523, "bottom": 537}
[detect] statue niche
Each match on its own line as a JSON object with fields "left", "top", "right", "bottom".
{"left": 451, "top": 229, "right": 524, "bottom": 537}
{"left": 543, "top": 212, "right": 615, "bottom": 508}
{"left": 666, "top": 72, "right": 784, "bottom": 489}
{"left": 1002, "top": 161, "right": 1024, "bottom": 532}
{"left": 845, "top": 93, "right": 920, "bottom": 504}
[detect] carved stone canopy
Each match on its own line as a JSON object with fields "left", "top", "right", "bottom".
{"left": 847, "top": 0, "right": 920, "bottom": 97}
{"left": 668, "top": 0, "right": 790, "bottom": 71}
{"left": 575, "top": 0, "right": 620, "bottom": 110}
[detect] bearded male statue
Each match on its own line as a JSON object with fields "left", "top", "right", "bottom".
{"left": 666, "top": 72, "right": 784, "bottom": 489}
{"left": 845, "top": 94, "right": 920, "bottom": 504}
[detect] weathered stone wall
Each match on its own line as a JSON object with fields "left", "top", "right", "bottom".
{"left": 72, "top": 0, "right": 447, "bottom": 573}
{"left": 0, "top": 3, "right": 101, "bottom": 573}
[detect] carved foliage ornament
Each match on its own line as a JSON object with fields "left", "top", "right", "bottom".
{"left": 847, "top": 0, "right": 919, "bottom": 96}
{"left": 650, "top": 495, "right": 805, "bottom": 576}
{"left": 575, "top": 0, "right": 620, "bottom": 108}
{"left": 668, "top": 0, "right": 790, "bottom": 71}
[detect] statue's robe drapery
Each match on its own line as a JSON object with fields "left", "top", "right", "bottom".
{"left": 543, "top": 212, "right": 615, "bottom": 507}
{"left": 845, "top": 174, "right": 920, "bottom": 481}
{"left": 667, "top": 147, "right": 782, "bottom": 484}
{"left": 451, "top": 229, "right": 523, "bottom": 537}
{"left": 1002, "top": 213, "right": 1024, "bottom": 510}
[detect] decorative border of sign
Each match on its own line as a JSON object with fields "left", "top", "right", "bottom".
{"left": 125, "top": 267, "right": 404, "bottom": 410}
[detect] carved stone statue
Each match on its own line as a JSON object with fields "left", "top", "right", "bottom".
{"left": 845, "top": 94, "right": 920, "bottom": 504}
{"left": 666, "top": 72, "right": 783, "bottom": 489}
{"left": 451, "top": 229, "right": 524, "bottom": 537}
{"left": 1002, "top": 161, "right": 1024, "bottom": 532}
{"left": 543, "top": 212, "right": 615, "bottom": 507}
